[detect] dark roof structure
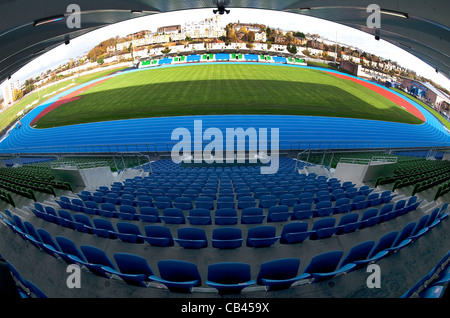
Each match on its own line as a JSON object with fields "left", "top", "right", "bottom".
{"left": 0, "top": 0, "right": 449, "bottom": 83}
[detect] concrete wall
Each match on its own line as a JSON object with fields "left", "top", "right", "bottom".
{"left": 334, "top": 161, "right": 396, "bottom": 184}
{"left": 52, "top": 166, "right": 115, "bottom": 190}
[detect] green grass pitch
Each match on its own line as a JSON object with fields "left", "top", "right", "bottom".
{"left": 33, "top": 64, "right": 423, "bottom": 128}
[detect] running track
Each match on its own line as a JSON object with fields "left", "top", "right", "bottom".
{"left": 1, "top": 62, "right": 449, "bottom": 154}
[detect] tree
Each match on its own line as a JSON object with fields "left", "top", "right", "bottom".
{"left": 12, "top": 89, "right": 23, "bottom": 101}
{"left": 97, "top": 57, "right": 104, "bottom": 65}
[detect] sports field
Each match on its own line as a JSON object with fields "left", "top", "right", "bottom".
{"left": 33, "top": 64, "right": 423, "bottom": 128}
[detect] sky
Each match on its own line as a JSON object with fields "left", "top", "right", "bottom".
{"left": 1, "top": 8, "right": 449, "bottom": 95}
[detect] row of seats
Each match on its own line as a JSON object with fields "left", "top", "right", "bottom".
{"left": 24, "top": 199, "right": 437, "bottom": 248}
{"left": 75, "top": 189, "right": 374, "bottom": 212}
{"left": 401, "top": 250, "right": 450, "bottom": 298}
{"left": 2, "top": 206, "right": 447, "bottom": 295}
{"left": 0, "top": 254, "right": 47, "bottom": 298}
{"left": 54, "top": 191, "right": 396, "bottom": 227}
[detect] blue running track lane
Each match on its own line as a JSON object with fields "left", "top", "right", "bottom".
{"left": 1, "top": 62, "right": 449, "bottom": 154}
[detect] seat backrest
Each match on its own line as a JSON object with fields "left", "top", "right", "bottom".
{"left": 212, "top": 227, "right": 242, "bottom": 240}
{"left": 23, "top": 221, "right": 41, "bottom": 241}
{"left": 144, "top": 225, "right": 172, "bottom": 238}
{"left": 36, "top": 228, "right": 59, "bottom": 249}
{"left": 247, "top": 225, "right": 276, "bottom": 238}
{"left": 55, "top": 236, "right": 85, "bottom": 261}
{"left": 379, "top": 203, "right": 394, "bottom": 215}
{"left": 189, "top": 208, "right": 210, "bottom": 217}
{"left": 242, "top": 207, "right": 263, "bottom": 216}
{"left": 360, "top": 208, "right": 378, "bottom": 221}
{"left": 100, "top": 203, "right": 116, "bottom": 212}
{"left": 84, "top": 201, "right": 99, "bottom": 209}
{"left": 58, "top": 209, "right": 74, "bottom": 221}
{"left": 177, "top": 227, "right": 206, "bottom": 240}
{"left": 340, "top": 240, "right": 375, "bottom": 267}
{"left": 114, "top": 253, "right": 154, "bottom": 276}
{"left": 119, "top": 205, "right": 137, "bottom": 214}
{"left": 208, "top": 262, "right": 251, "bottom": 284}
{"left": 268, "top": 205, "right": 289, "bottom": 213}
{"left": 73, "top": 213, "right": 93, "bottom": 227}
{"left": 394, "top": 222, "right": 416, "bottom": 246}
{"left": 93, "top": 218, "right": 115, "bottom": 231}
{"left": 304, "top": 250, "right": 343, "bottom": 274}
{"left": 370, "top": 231, "right": 398, "bottom": 257}
{"left": 163, "top": 208, "right": 184, "bottom": 217}
{"left": 394, "top": 200, "right": 406, "bottom": 210}
{"left": 256, "top": 258, "right": 300, "bottom": 284}
{"left": 312, "top": 217, "right": 336, "bottom": 231}
{"left": 337, "top": 213, "right": 359, "bottom": 226}
{"left": 116, "top": 222, "right": 142, "bottom": 235}
{"left": 293, "top": 203, "right": 312, "bottom": 212}
{"left": 158, "top": 260, "right": 201, "bottom": 285}
{"left": 140, "top": 206, "right": 158, "bottom": 216}
{"left": 80, "top": 245, "right": 115, "bottom": 268}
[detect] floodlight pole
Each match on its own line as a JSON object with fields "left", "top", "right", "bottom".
{"left": 334, "top": 30, "right": 337, "bottom": 66}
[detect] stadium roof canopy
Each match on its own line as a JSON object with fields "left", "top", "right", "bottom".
{"left": 0, "top": 0, "right": 448, "bottom": 83}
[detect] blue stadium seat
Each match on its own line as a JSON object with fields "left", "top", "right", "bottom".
{"left": 246, "top": 225, "right": 280, "bottom": 248}
{"left": 352, "top": 195, "right": 368, "bottom": 210}
{"left": 137, "top": 206, "right": 160, "bottom": 223}
{"left": 57, "top": 209, "right": 76, "bottom": 228}
{"left": 116, "top": 222, "right": 144, "bottom": 243}
{"left": 241, "top": 207, "right": 265, "bottom": 224}
{"left": 172, "top": 197, "right": 193, "bottom": 210}
{"left": 187, "top": 208, "right": 212, "bottom": 225}
{"left": 259, "top": 195, "right": 278, "bottom": 209}
{"left": 139, "top": 225, "right": 174, "bottom": 247}
{"left": 160, "top": 208, "right": 185, "bottom": 224}
{"left": 98, "top": 203, "right": 117, "bottom": 218}
{"left": 154, "top": 196, "right": 173, "bottom": 209}
{"left": 335, "top": 213, "right": 361, "bottom": 235}
{"left": 314, "top": 200, "right": 334, "bottom": 217}
{"left": 339, "top": 240, "right": 376, "bottom": 271}
{"left": 409, "top": 215, "right": 430, "bottom": 241}
{"left": 238, "top": 196, "right": 257, "bottom": 210}
{"left": 267, "top": 205, "right": 292, "bottom": 222}
{"left": 91, "top": 218, "right": 117, "bottom": 239}
{"left": 55, "top": 236, "right": 86, "bottom": 264}
{"left": 102, "top": 253, "right": 154, "bottom": 287}
{"left": 309, "top": 217, "right": 337, "bottom": 240}
{"left": 385, "top": 222, "right": 416, "bottom": 252}
{"left": 206, "top": 262, "right": 255, "bottom": 295}
{"left": 256, "top": 258, "right": 309, "bottom": 291}
{"left": 216, "top": 196, "right": 235, "bottom": 209}
{"left": 333, "top": 197, "right": 351, "bottom": 214}
{"left": 351, "top": 231, "right": 398, "bottom": 266}
{"left": 303, "top": 250, "right": 356, "bottom": 282}
{"left": 36, "top": 228, "right": 63, "bottom": 258}
{"left": 211, "top": 227, "right": 243, "bottom": 249}
{"left": 280, "top": 222, "right": 311, "bottom": 244}
{"left": 215, "top": 208, "right": 238, "bottom": 225}
{"left": 195, "top": 197, "right": 214, "bottom": 210}
{"left": 72, "top": 214, "right": 94, "bottom": 234}
{"left": 292, "top": 203, "right": 314, "bottom": 220}
{"left": 77, "top": 245, "right": 117, "bottom": 278}
{"left": 279, "top": 193, "right": 297, "bottom": 207}
{"left": 23, "top": 221, "right": 43, "bottom": 249}
{"left": 150, "top": 260, "right": 202, "bottom": 293}
{"left": 359, "top": 208, "right": 380, "bottom": 228}
{"left": 117, "top": 205, "right": 138, "bottom": 221}
{"left": 174, "top": 227, "right": 208, "bottom": 249}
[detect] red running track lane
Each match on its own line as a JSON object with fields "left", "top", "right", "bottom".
{"left": 30, "top": 77, "right": 111, "bottom": 126}
{"left": 325, "top": 72, "right": 426, "bottom": 122}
